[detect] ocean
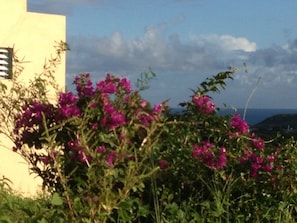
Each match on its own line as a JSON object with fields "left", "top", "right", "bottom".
{"left": 219, "top": 108, "right": 297, "bottom": 125}
{"left": 171, "top": 108, "right": 297, "bottom": 126}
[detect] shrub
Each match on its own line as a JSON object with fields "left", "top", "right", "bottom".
{"left": 8, "top": 62, "right": 297, "bottom": 222}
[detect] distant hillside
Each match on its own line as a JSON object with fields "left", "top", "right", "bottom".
{"left": 253, "top": 113, "right": 297, "bottom": 131}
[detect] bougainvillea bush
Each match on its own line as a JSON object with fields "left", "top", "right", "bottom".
{"left": 12, "top": 70, "right": 297, "bottom": 222}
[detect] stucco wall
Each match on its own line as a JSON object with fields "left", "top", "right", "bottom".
{"left": 0, "top": 0, "right": 66, "bottom": 196}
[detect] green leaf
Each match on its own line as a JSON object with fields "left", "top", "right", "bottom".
{"left": 51, "top": 192, "right": 63, "bottom": 206}
{"left": 37, "top": 218, "right": 48, "bottom": 223}
{"left": 0, "top": 217, "right": 13, "bottom": 223}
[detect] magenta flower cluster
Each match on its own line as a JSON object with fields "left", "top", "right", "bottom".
{"left": 236, "top": 132, "right": 282, "bottom": 178}
{"left": 58, "top": 92, "right": 81, "bottom": 118}
{"left": 230, "top": 114, "right": 249, "bottom": 135}
{"left": 239, "top": 147, "right": 278, "bottom": 178}
{"left": 13, "top": 101, "right": 56, "bottom": 150}
{"left": 188, "top": 112, "right": 282, "bottom": 179}
{"left": 192, "top": 141, "right": 227, "bottom": 170}
{"left": 192, "top": 94, "right": 216, "bottom": 114}
{"left": 13, "top": 73, "right": 165, "bottom": 169}
{"left": 74, "top": 73, "right": 94, "bottom": 97}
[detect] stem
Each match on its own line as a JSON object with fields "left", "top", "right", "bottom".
{"left": 243, "top": 77, "right": 261, "bottom": 120}
{"left": 149, "top": 152, "right": 161, "bottom": 223}
{"left": 42, "top": 113, "right": 77, "bottom": 221}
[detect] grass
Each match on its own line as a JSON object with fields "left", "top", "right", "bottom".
{"left": 0, "top": 180, "right": 52, "bottom": 223}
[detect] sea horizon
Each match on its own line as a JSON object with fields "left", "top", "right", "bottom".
{"left": 170, "top": 107, "right": 297, "bottom": 126}
{"left": 219, "top": 108, "right": 297, "bottom": 125}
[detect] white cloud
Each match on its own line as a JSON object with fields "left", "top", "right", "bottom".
{"left": 67, "top": 27, "right": 257, "bottom": 78}
{"left": 65, "top": 24, "right": 297, "bottom": 108}
{"left": 189, "top": 34, "right": 257, "bottom": 52}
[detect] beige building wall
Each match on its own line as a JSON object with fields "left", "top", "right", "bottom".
{"left": 0, "top": 0, "right": 66, "bottom": 196}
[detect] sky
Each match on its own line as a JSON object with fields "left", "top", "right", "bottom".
{"left": 27, "top": 0, "right": 297, "bottom": 109}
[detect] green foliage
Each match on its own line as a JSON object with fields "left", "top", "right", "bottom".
{"left": 198, "top": 68, "right": 235, "bottom": 95}
{"left": 1, "top": 45, "right": 297, "bottom": 222}
{"left": 0, "top": 181, "right": 46, "bottom": 222}
{"left": 135, "top": 67, "right": 156, "bottom": 91}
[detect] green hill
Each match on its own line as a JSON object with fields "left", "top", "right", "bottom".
{"left": 252, "top": 113, "right": 297, "bottom": 141}
{"left": 253, "top": 113, "right": 297, "bottom": 131}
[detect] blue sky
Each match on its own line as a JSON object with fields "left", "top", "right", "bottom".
{"left": 28, "top": 0, "right": 297, "bottom": 108}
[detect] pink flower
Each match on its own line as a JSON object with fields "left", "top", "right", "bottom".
{"left": 251, "top": 137, "right": 265, "bottom": 151}
{"left": 108, "top": 111, "right": 126, "bottom": 129}
{"left": 262, "top": 164, "right": 273, "bottom": 172}
{"left": 39, "top": 155, "right": 51, "bottom": 165}
{"left": 67, "top": 139, "right": 84, "bottom": 151}
{"left": 217, "top": 147, "right": 227, "bottom": 169}
{"left": 100, "top": 117, "right": 107, "bottom": 126}
{"left": 192, "top": 141, "right": 227, "bottom": 170}
{"left": 90, "top": 122, "right": 98, "bottom": 130}
{"left": 103, "top": 101, "right": 115, "bottom": 114}
{"left": 255, "top": 156, "right": 264, "bottom": 164}
{"left": 230, "top": 114, "right": 249, "bottom": 134}
{"left": 137, "top": 112, "right": 154, "bottom": 127}
{"left": 59, "top": 105, "right": 81, "bottom": 118}
{"left": 74, "top": 73, "right": 94, "bottom": 97}
{"left": 267, "top": 155, "right": 275, "bottom": 163}
{"left": 90, "top": 101, "right": 97, "bottom": 108}
{"left": 140, "top": 101, "right": 147, "bottom": 108}
{"left": 153, "top": 104, "right": 163, "bottom": 113}
{"left": 120, "top": 77, "right": 132, "bottom": 93}
{"left": 192, "top": 94, "right": 215, "bottom": 114}
{"left": 158, "top": 159, "right": 169, "bottom": 170}
{"left": 96, "top": 74, "right": 118, "bottom": 94}
{"left": 123, "top": 96, "right": 131, "bottom": 103}
{"left": 96, "top": 146, "right": 106, "bottom": 154}
{"left": 77, "top": 151, "right": 92, "bottom": 163}
{"left": 250, "top": 162, "right": 262, "bottom": 178}
{"left": 106, "top": 150, "right": 116, "bottom": 167}
{"left": 58, "top": 92, "right": 78, "bottom": 106}
{"left": 192, "top": 141, "right": 215, "bottom": 169}
{"left": 57, "top": 92, "right": 81, "bottom": 118}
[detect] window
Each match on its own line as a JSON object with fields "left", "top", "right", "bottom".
{"left": 0, "top": 47, "right": 13, "bottom": 79}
